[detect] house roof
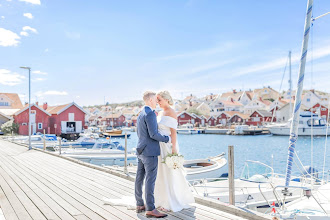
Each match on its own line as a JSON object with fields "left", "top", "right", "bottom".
{"left": 252, "top": 110, "right": 272, "bottom": 117}
{"left": 221, "top": 100, "right": 243, "bottom": 106}
{"left": 217, "top": 111, "right": 241, "bottom": 118}
{"left": 0, "top": 93, "right": 23, "bottom": 109}
{"left": 14, "top": 104, "right": 51, "bottom": 116}
{"left": 0, "top": 111, "right": 12, "bottom": 120}
{"left": 106, "top": 113, "right": 123, "bottom": 119}
{"left": 177, "top": 111, "right": 196, "bottom": 118}
{"left": 46, "top": 102, "right": 87, "bottom": 115}
{"left": 0, "top": 109, "right": 20, "bottom": 116}
{"left": 229, "top": 112, "right": 250, "bottom": 120}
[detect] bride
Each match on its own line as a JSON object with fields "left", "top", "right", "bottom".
{"left": 104, "top": 90, "right": 194, "bottom": 213}
{"left": 154, "top": 91, "right": 195, "bottom": 212}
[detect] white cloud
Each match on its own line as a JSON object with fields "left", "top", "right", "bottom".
{"left": 1, "top": 16, "right": 5, "bottom": 19}
{"left": 65, "top": 31, "right": 80, "bottom": 40}
{"left": 22, "top": 26, "right": 37, "bottom": 34}
{"left": 0, "top": 28, "right": 20, "bottom": 47}
{"left": 33, "top": 78, "right": 46, "bottom": 82}
{"left": 19, "top": 0, "right": 41, "bottom": 5}
{"left": 23, "top": 13, "right": 33, "bottom": 19}
{"left": 44, "top": 91, "right": 68, "bottom": 96}
{"left": 35, "top": 90, "right": 68, "bottom": 98}
{"left": 0, "top": 69, "right": 25, "bottom": 86}
{"left": 44, "top": 48, "right": 49, "bottom": 52}
{"left": 20, "top": 31, "right": 29, "bottom": 36}
{"left": 32, "top": 70, "right": 47, "bottom": 75}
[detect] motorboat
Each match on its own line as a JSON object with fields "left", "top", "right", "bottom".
{"left": 268, "top": 112, "right": 330, "bottom": 136}
{"left": 62, "top": 141, "right": 127, "bottom": 155}
{"left": 102, "top": 133, "right": 131, "bottom": 138}
{"left": 184, "top": 153, "right": 227, "bottom": 181}
{"left": 62, "top": 141, "right": 137, "bottom": 166}
{"left": 105, "top": 129, "right": 122, "bottom": 134}
{"left": 177, "top": 123, "right": 199, "bottom": 134}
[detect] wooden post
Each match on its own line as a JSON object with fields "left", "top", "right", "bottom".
{"left": 58, "top": 137, "right": 62, "bottom": 155}
{"left": 43, "top": 129, "right": 46, "bottom": 151}
{"left": 124, "top": 132, "right": 128, "bottom": 174}
{"left": 228, "top": 145, "right": 235, "bottom": 205}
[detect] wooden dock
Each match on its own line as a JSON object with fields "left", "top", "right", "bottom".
{"left": 0, "top": 139, "right": 270, "bottom": 220}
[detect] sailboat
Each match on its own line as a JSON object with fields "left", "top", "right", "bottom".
{"left": 270, "top": 0, "right": 330, "bottom": 218}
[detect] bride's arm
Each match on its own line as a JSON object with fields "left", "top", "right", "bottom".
{"left": 170, "top": 128, "right": 177, "bottom": 154}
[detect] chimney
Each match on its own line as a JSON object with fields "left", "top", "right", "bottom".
{"left": 231, "top": 98, "right": 234, "bottom": 102}
{"left": 259, "top": 97, "right": 263, "bottom": 101}
{"left": 43, "top": 102, "right": 48, "bottom": 110}
{"left": 25, "top": 102, "right": 28, "bottom": 106}
{"left": 233, "top": 89, "right": 236, "bottom": 94}
{"left": 310, "top": 89, "right": 315, "bottom": 93}
{"left": 36, "top": 101, "right": 39, "bottom": 106}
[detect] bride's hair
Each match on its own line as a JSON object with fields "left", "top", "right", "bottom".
{"left": 157, "top": 90, "right": 174, "bottom": 106}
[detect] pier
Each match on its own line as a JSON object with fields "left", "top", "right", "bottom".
{"left": 0, "top": 139, "right": 271, "bottom": 220}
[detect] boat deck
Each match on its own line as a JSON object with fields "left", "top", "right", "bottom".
{"left": 0, "top": 139, "right": 253, "bottom": 220}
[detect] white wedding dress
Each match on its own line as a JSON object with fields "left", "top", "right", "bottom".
{"left": 154, "top": 114, "right": 195, "bottom": 212}
{"left": 104, "top": 113, "right": 194, "bottom": 212}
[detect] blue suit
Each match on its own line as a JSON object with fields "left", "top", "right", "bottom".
{"left": 135, "top": 106, "right": 169, "bottom": 211}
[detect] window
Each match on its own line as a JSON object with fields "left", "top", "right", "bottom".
{"left": 69, "top": 113, "right": 75, "bottom": 121}
{"left": 0, "top": 102, "right": 9, "bottom": 106}
{"left": 180, "top": 115, "right": 185, "bottom": 118}
{"left": 299, "top": 121, "right": 303, "bottom": 124}
{"left": 321, "top": 108, "right": 326, "bottom": 111}
{"left": 38, "top": 123, "right": 42, "bottom": 129}
{"left": 307, "top": 98, "right": 310, "bottom": 102}
{"left": 22, "top": 123, "right": 27, "bottom": 126}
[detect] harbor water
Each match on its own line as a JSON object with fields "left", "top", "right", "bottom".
{"left": 111, "top": 132, "right": 330, "bottom": 179}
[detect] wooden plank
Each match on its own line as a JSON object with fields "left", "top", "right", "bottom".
{"left": 0, "top": 156, "right": 61, "bottom": 220}
{"left": 0, "top": 186, "right": 19, "bottom": 220}
{"left": 0, "top": 156, "right": 75, "bottom": 220}
{"left": 0, "top": 174, "right": 32, "bottom": 220}
{"left": 0, "top": 151, "right": 129, "bottom": 220}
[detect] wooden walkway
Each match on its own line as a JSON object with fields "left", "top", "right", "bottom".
{"left": 0, "top": 140, "right": 249, "bottom": 220}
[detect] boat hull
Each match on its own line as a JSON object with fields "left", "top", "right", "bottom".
{"left": 269, "top": 127, "right": 330, "bottom": 136}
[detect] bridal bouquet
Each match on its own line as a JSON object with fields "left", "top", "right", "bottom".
{"left": 163, "top": 153, "right": 184, "bottom": 169}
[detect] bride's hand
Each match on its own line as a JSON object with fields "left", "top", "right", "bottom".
{"left": 172, "top": 147, "right": 177, "bottom": 154}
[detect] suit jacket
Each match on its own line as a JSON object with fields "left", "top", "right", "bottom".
{"left": 136, "top": 106, "right": 169, "bottom": 156}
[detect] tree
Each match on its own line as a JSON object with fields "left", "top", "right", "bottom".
{"left": 1, "top": 121, "right": 19, "bottom": 135}
{"left": 187, "top": 108, "right": 201, "bottom": 115}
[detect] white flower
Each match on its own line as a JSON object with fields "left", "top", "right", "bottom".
{"left": 164, "top": 154, "right": 184, "bottom": 169}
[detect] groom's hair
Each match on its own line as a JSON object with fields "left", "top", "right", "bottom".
{"left": 143, "top": 91, "right": 156, "bottom": 102}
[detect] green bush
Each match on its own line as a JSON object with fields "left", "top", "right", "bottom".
{"left": 1, "top": 121, "right": 19, "bottom": 135}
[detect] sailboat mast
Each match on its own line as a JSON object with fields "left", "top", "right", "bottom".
{"left": 289, "top": 51, "right": 292, "bottom": 116}
{"left": 285, "top": 0, "right": 313, "bottom": 187}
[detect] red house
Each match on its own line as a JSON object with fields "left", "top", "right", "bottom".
{"left": 46, "top": 102, "right": 87, "bottom": 137}
{"left": 14, "top": 104, "right": 51, "bottom": 135}
{"left": 309, "top": 103, "right": 328, "bottom": 120}
{"left": 228, "top": 113, "right": 250, "bottom": 124}
{"left": 207, "top": 116, "right": 216, "bottom": 126}
{"left": 106, "top": 114, "right": 126, "bottom": 127}
{"left": 177, "top": 111, "right": 196, "bottom": 126}
{"left": 246, "top": 110, "right": 273, "bottom": 126}
{"left": 131, "top": 116, "right": 138, "bottom": 126}
{"left": 217, "top": 111, "right": 239, "bottom": 126}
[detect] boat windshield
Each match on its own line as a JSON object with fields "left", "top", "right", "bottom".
{"left": 240, "top": 160, "right": 274, "bottom": 183}
{"left": 307, "top": 119, "right": 324, "bottom": 126}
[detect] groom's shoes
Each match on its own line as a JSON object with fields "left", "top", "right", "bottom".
{"left": 136, "top": 205, "right": 146, "bottom": 213}
{"left": 146, "top": 209, "right": 168, "bottom": 218}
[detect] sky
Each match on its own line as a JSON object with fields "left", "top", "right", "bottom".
{"left": 0, "top": 0, "right": 330, "bottom": 106}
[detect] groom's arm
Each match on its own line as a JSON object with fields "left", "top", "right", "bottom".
{"left": 145, "top": 111, "right": 170, "bottom": 143}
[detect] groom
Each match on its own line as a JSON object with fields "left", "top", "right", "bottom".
{"left": 135, "top": 91, "right": 170, "bottom": 218}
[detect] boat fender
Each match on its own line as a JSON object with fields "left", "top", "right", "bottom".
{"left": 303, "top": 128, "right": 305, "bottom": 132}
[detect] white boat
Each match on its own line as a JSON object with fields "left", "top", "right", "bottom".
{"left": 190, "top": 160, "right": 320, "bottom": 212}
{"left": 268, "top": 112, "right": 330, "bottom": 136}
{"left": 177, "top": 123, "right": 199, "bottom": 134}
{"left": 62, "top": 141, "right": 137, "bottom": 166}
{"left": 184, "top": 153, "right": 227, "bottom": 181}
{"left": 277, "top": 184, "right": 330, "bottom": 219}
